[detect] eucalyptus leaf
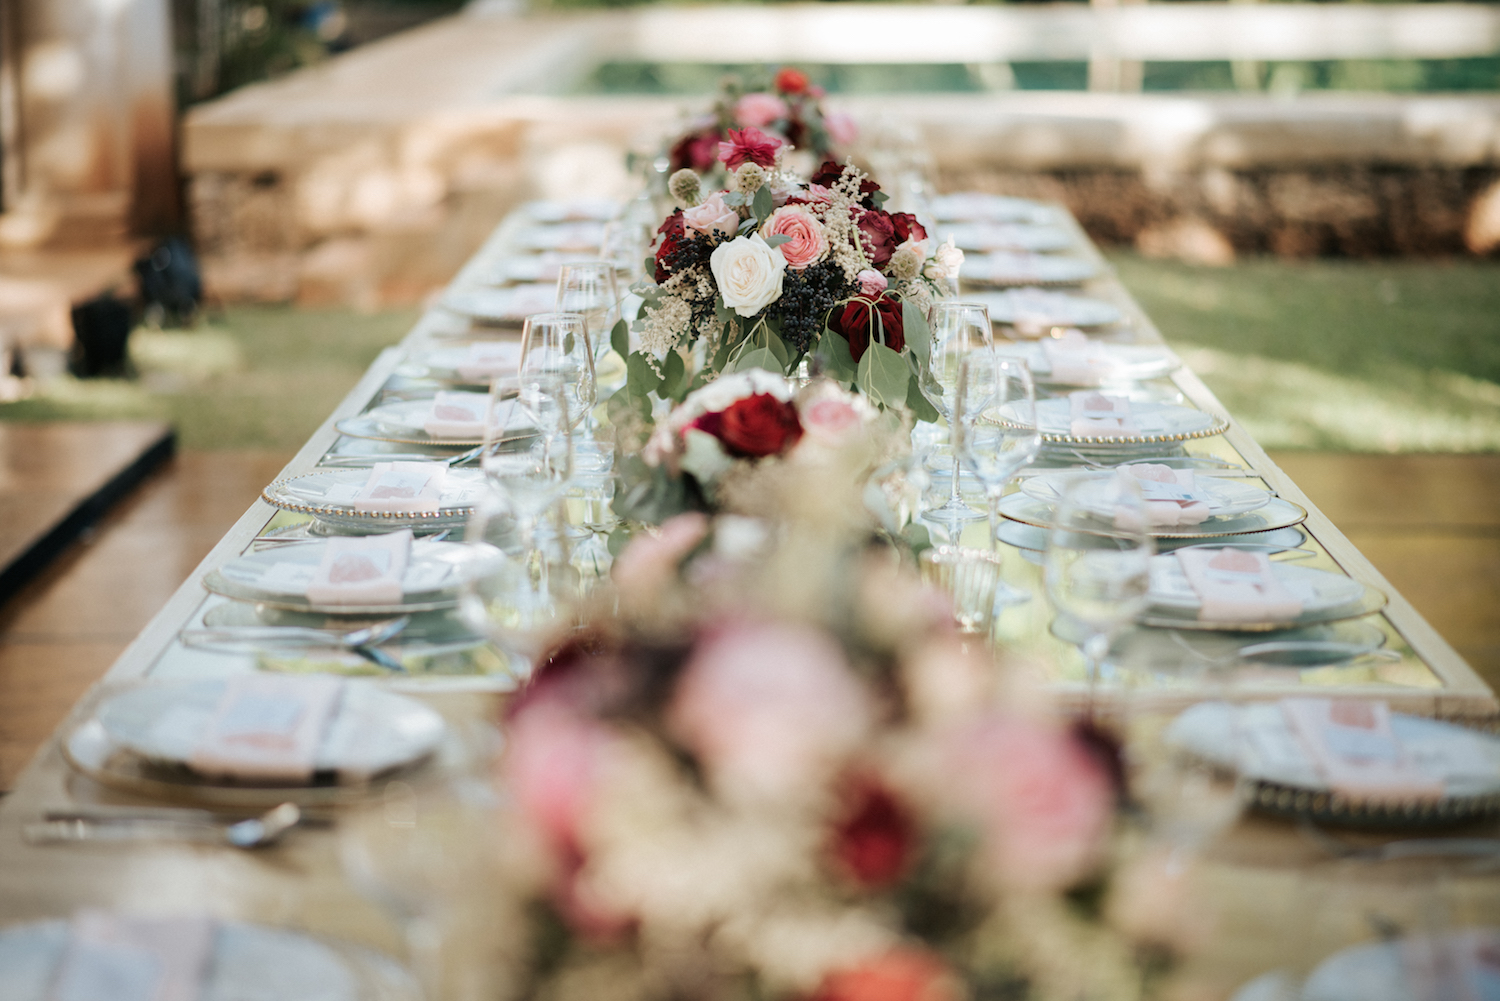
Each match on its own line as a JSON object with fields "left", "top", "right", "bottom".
{"left": 871, "top": 190, "right": 889, "bottom": 208}
{"left": 660, "top": 350, "right": 689, "bottom": 401}
{"left": 902, "top": 298, "right": 931, "bottom": 366}
{"left": 857, "top": 342, "right": 910, "bottom": 409}
{"left": 752, "top": 185, "right": 773, "bottom": 224}
{"left": 902, "top": 522, "right": 933, "bottom": 558}
{"left": 627, "top": 351, "right": 663, "bottom": 394}
{"left": 763, "top": 234, "right": 791, "bottom": 249}
{"left": 723, "top": 191, "right": 747, "bottom": 208}
{"left": 905, "top": 370, "right": 940, "bottom": 423}
{"left": 764, "top": 327, "right": 790, "bottom": 369}
{"left": 814, "top": 327, "right": 858, "bottom": 383}
{"left": 610, "top": 319, "right": 630, "bottom": 360}
{"left": 737, "top": 216, "right": 758, "bottom": 236}
{"left": 734, "top": 347, "right": 784, "bottom": 375}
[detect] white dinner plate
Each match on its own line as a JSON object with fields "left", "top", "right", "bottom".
{"left": 204, "top": 540, "right": 495, "bottom": 613}
{"left": 0, "top": 919, "right": 418, "bottom": 1001}
{"left": 996, "top": 491, "right": 1310, "bottom": 543}
{"left": 262, "top": 468, "right": 489, "bottom": 532}
{"left": 1021, "top": 470, "right": 1271, "bottom": 520}
{"left": 1146, "top": 554, "right": 1383, "bottom": 629}
{"left": 404, "top": 342, "right": 523, "bottom": 384}
{"left": 929, "top": 193, "right": 1058, "bottom": 224}
{"left": 336, "top": 398, "right": 534, "bottom": 446}
{"left": 442, "top": 284, "right": 557, "bottom": 325}
{"left": 993, "top": 341, "right": 1178, "bottom": 385}
{"left": 998, "top": 398, "right": 1225, "bottom": 444}
{"left": 523, "top": 198, "right": 619, "bottom": 223}
{"left": 513, "top": 223, "right": 606, "bottom": 252}
{"left": 1173, "top": 704, "right": 1500, "bottom": 828}
{"left": 939, "top": 222, "right": 1075, "bottom": 253}
{"left": 961, "top": 252, "right": 1099, "bottom": 287}
{"left": 481, "top": 253, "right": 599, "bottom": 286}
{"left": 972, "top": 289, "right": 1125, "bottom": 329}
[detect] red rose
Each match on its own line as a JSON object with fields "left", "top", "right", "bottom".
{"left": 653, "top": 210, "right": 686, "bottom": 283}
{"left": 829, "top": 294, "right": 905, "bottom": 363}
{"left": 831, "top": 775, "right": 917, "bottom": 889}
{"left": 775, "top": 67, "right": 810, "bottom": 94}
{"left": 810, "top": 160, "right": 880, "bottom": 208}
{"left": 891, "top": 212, "right": 927, "bottom": 246}
{"left": 690, "top": 393, "right": 803, "bottom": 458}
{"left": 670, "top": 129, "right": 722, "bottom": 174}
{"left": 812, "top": 951, "right": 961, "bottom": 1001}
{"left": 856, "top": 209, "right": 897, "bottom": 268}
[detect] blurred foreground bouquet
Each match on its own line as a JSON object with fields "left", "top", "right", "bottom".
{"left": 666, "top": 68, "right": 858, "bottom": 186}
{"left": 488, "top": 493, "right": 1170, "bottom": 1001}
{"left": 614, "top": 158, "right": 961, "bottom": 434}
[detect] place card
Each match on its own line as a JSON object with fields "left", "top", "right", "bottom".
{"left": 351, "top": 461, "right": 447, "bottom": 514}
{"left": 1120, "top": 463, "right": 1211, "bottom": 527}
{"left": 188, "top": 674, "right": 343, "bottom": 782}
{"left": 304, "top": 530, "right": 411, "bottom": 606}
{"left": 1068, "top": 391, "right": 1137, "bottom": 438}
{"left": 422, "top": 391, "right": 490, "bottom": 440}
{"left": 1041, "top": 330, "right": 1113, "bottom": 384}
{"left": 455, "top": 341, "right": 522, "bottom": 382}
{"left": 51, "top": 911, "right": 214, "bottom": 1001}
{"left": 1174, "top": 547, "right": 1303, "bottom": 622}
{"left": 1281, "top": 698, "right": 1445, "bottom": 802}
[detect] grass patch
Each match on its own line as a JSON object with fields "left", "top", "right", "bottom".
{"left": 0, "top": 306, "right": 418, "bottom": 450}
{"left": 1110, "top": 253, "right": 1500, "bottom": 452}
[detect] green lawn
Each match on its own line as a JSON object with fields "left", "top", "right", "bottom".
{"left": 3, "top": 257, "right": 1499, "bottom": 453}
{"left": 1111, "top": 254, "right": 1500, "bottom": 452}
{"left": 0, "top": 306, "right": 418, "bottom": 450}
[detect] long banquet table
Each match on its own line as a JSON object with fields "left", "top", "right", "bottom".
{"left": 0, "top": 196, "right": 1494, "bottom": 999}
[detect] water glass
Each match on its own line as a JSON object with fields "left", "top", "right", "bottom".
{"left": 519, "top": 311, "right": 594, "bottom": 432}
{"left": 922, "top": 300, "right": 994, "bottom": 528}
{"left": 920, "top": 545, "right": 1005, "bottom": 635}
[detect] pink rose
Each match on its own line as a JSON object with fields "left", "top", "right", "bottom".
{"left": 501, "top": 695, "right": 614, "bottom": 857}
{"left": 734, "top": 92, "right": 789, "bottom": 128}
{"left": 667, "top": 620, "right": 871, "bottom": 802}
{"left": 682, "top": 191, "right": 739, "bottom": 240}
{"left": 856, "top": 269, "right": 888, "bottom": 296}
{"left": 940, "top": 714, "right": 1113, "bottom": 891}
{"left": 719, "top": 127, "right": 782, "bottom": 170}
{"left": 759, "top": 205, "right": 828, "bottom": 271}
{"left": 796, "top": 385, "right": 871, "bottom": 448}
{"left": 825, "top": 111, "right": 859, "bottom": 148}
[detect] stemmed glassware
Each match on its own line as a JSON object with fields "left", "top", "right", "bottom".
{"left": 1044, "top": 473, "right": 1154, "bottom": 706}
{"left": 519, "top": 311, "right": 594, "bottom": 435}
{"left": 921, "top": 300, "right": 994, "bottom": 530}
{"left": 952, "top": 352, "right": 1041, "bottom": 604}
{"left": 555, "top": 262, "right": 622, "bottom": 400}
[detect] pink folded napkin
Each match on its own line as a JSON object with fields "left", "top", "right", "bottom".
{"left": 1281, "top": 698, "right": 1445, "bottom": 803}
{"left": 304, "top": 530, "right": 411, "bottom": 606}
{"left": 1041, "top": 330, "right": 1113, "bottom": 385}
{"left": 188, "top": 674, "right": 343, "bottom": 782}
{"left": 1069, "top": 391, "right": 1137, "bottom": 438}
{"left": 351, "top": 461, "right": 447, "bottom": 515}
{"left": 455, "top": 342, "right": 522, "bottom": 383}
{"left": 1174, "top": 547, "right": 1303, "bottom": 622}
{"left": 1119, "top": 463, "right": 1211, "bottom": 527}
{"left": 51, "top": 911, "right": 214, "bottom": 1001}
{"left": 422, "top": 391, "right": 489, "bottom": 440}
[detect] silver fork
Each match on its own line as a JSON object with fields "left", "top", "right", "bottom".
{"left": 180, "top": 616, "right": 410, "bottom": 672}
{"left": 318, "top": 443, "right": 486, "bottom": 468}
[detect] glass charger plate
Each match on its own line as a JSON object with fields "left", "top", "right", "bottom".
{"left": 974, "top": 289, "right": 1125, "bottom": 329}
{"left": 203, "top": 540, "right": 493, "bottom": 613}
{"left": 1110, "top": 618, "right": 1392, "bottom": 670}
{"left": 1143, "top": 554, "right": 1386, "bottom": 630}
{"left": 961, "top": 252, "right": 1099, "bottom": 287}
{"left": 262, "top": 468, "right": 488, "bottom": 532}
{"left": 335, "top": 400, "right": 533, "bottom": 447}
{"left": 930, "top": 193, "right": 1057, "bottom": 224}
{"left": 1020, "top": 470, "right": 1272, "bottom": 520}
{"left": 997, "top": 491, "right": 1309, "bottom": 540}
{"left": 0, "top": 919, "right": 418, "bottom": 1001}
{"left": 994, "top": 341, "right": 1177, "bottom": 386}
{"left": 1002, "top": 520, "right": 1307, "bottom": 555}
{"left": 996, "top": 398, "right": 1227, "bottom": 445}
{"left": 939, "top": 222, "right": 1075, "bottom": 253}
{"left": 440, "top": 283, "right": 556, "bottom": 325}
{"left": 403, "top": 342, "right": 522, "bottom": 385}
{"left": 1171, "top": 702, "right": 1500, "bottom": 828}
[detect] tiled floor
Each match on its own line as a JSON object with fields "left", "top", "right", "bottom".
{"left": 0, "top": 448, "right": 1494, "bottom": 791}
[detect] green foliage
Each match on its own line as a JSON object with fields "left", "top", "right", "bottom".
{"left": 610, "top": 319, "right": 630, "bottom": 360}
{"left": 856, "top": 342, "right": 911, "bottom": 409}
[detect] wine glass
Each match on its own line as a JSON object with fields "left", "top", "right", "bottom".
{"left": 555, "top": 262, "right": 622, "bottom": 390}
{"left": 921, "top": 300, "right": 994, "bottom": 530}
{"left": 519, "top": 311, "right": 594, "bottom": 433}
{"left": 952, "top": 352, "right": 1041, "bottom": 605}
{"left": 1044, "top": 473, "right": 1154, "bottom": 709}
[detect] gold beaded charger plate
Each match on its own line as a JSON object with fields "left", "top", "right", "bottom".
{"left": 1143, "top": 553, "right": 1387, "bottom": 631}
{"left": 995, "top": 398, "right": 1227, "bottom": 446}
{"left": 1168, "top": 702, "right": 1500, "bottom": 828}
{"left": 995, "top": 491, "right": 1309, "bottom": 541}
{"left": 0, "top": 919, "right": 419, "bottom": 1001}
{"left": 262, "top": 468, "right": 488, "bottom": 533}
{"left": 335, "top": 399, "right": 534, "bottom": 447}
{"left": 1020, "top": 470, "right": 1272, "bottom": 521}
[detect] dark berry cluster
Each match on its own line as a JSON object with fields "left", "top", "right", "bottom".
{"left": 769, "top": 260, "right": 857, "bottom": 353}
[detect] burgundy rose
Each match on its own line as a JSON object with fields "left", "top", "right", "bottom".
{"left": 670, "top": 129, "right": 722, "bottom": 174}
{"left": 690, "top": 393, "right": 803, "bottom": 458}
{"left": 831, "top": 775, "right": 917, "bottom": 889}
{"left": 653, "top": 209, "right": 686, "bottom": 283}
{"left": 810, "top": 160, "right": 879, "bottom": 208}
{"left": 891, "top": 212, "right": 927, "bottom": 246}
{"left": 829, "top": 294, "right": 904, "bottom": 363}
{"left": 857, "top": 209, "right": 897, "bottom": 269}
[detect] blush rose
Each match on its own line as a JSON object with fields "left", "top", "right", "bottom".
{"left": 735, "top": 92, "right": 789, "bottom": 128}
{"left": 759, "top": 205, "right": 829, "bottom": 271}
{"left": 682, "top": 191, "right": 739, "bottom": 239}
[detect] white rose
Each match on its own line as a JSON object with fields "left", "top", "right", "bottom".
{"left": 710, "top": 234, "right": 787, "bottom": 318}
{"left": 935, "top": 237, "right": 965, "bottom": 280}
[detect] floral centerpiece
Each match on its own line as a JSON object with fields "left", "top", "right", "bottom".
{"left": 488, "top": 495, "right": 1185, "bottom": 1001}
{"left": 612, "top": 148, "right": 962, "bottom": 436}
{"left": 665, "top": 67, "right": 859, "bottom": 186}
